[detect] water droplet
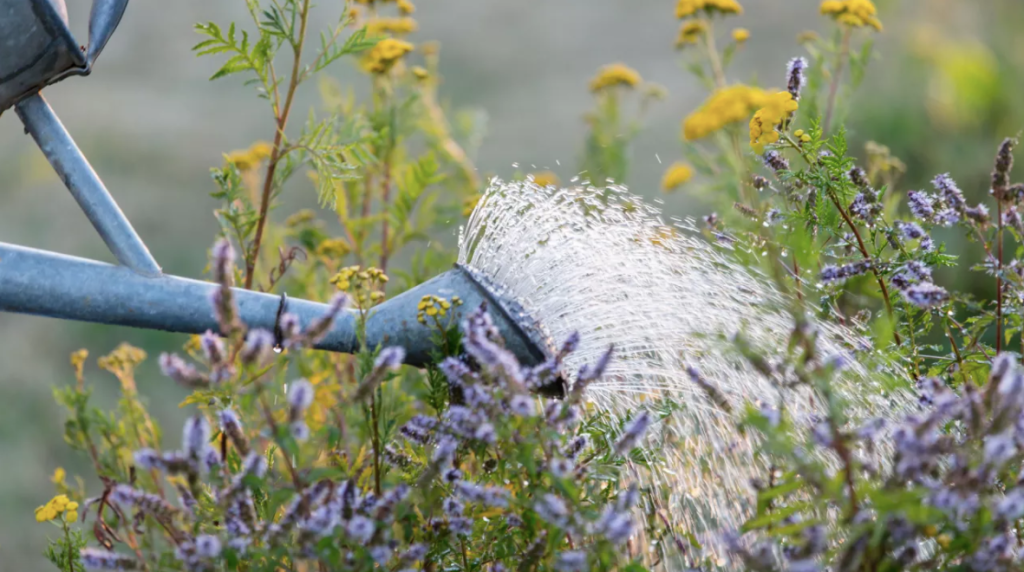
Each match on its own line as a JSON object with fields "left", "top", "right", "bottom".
{"left": 273, "top": 346, "right": 283, "bottom": 354}
{"left": 655, "top": 153, "right": 662, "bottom": 164}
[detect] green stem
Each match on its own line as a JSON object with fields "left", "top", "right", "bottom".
{"left": 245, "top": 0, "right": 312, "bottom": 290}
{"left": 823, "top": 26, "right": 852, "bottom": 136}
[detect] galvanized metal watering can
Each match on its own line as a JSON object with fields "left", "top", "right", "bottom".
{"left": 0, "top": 0, "right": 557, "bottom": 385}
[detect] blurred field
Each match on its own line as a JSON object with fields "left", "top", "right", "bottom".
{"left": 0, "top": 0, "right": 1021, "bottom": 568}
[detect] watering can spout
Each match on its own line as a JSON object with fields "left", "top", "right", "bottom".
{"left": 0, "top": 243, "right": 555, "bottom": 372}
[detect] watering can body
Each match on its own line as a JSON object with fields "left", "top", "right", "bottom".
{"left": 0, "top": 0, "right": 129, "bottom": 113}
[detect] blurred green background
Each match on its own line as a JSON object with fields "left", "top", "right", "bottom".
{"left": 0, "top": 0, "right": 1021, "bottom": 568}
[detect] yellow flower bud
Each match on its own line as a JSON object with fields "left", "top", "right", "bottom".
{"left": 66, "top": 511, "right": 78, "bottom": 523}
{"left": 66, "top": 502, "right": 79, "bottom": 511}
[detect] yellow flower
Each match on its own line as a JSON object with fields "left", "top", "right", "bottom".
{"left": 683, "top": 84, "right": 769, "bottom": 141}
{"left": 316, "top": 238, "right": 351, "bottom": 258}
{"left": 411, "top": 66, "right": 429, "bottom": 79}
{"left": 530, "top": 171, "right": 560, "bottom": 188}
{"left": 749, "top": 91, "right": 798, "bottom": 153}
{"left": 366, "top": 17, "right": 418, "bottom": 37}
{"left": 397, "top": 0, "right": 415, "bottom": 14}
{"left": 936, "top": 534, "right": 951, "bottom": 548}
{"left": 589, "top": 63, "right": 642, "bottom": 92}
{"left": 797, "top": 30, "right": 820, "bottom": 44}
{"left": 676, "top": 20, "right": 708, "bottom": 47}
{"left": 66, "top": 511, "right": 78, "bottom": 523}
{"left": 820, "top": 0, "right": 882, "bottom": 31}
{"left": 225, "top": 141, "right": 273, "bottom": 171}
{"left": 731, "top": 28, "right": 750, "bottom": 43}
{"left": 363, "top": 38, "right": 414, "bottom": 74}
{"left": 676, "top": 0, "right": 743, "bottom": 19}
{"left": 51, "top": 467, "right": 66, "bottom": 485}
{"left": 661, "top": 163, "right": 694, "bottom": 192}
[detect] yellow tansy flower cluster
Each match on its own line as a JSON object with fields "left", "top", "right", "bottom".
{"left": 683, "top": 85, "right": 768, "bottom": 141}
{"left": 316, "top": 238, "right": 351, "bottom": 259}
{"left": 366, "top": 17, "right": 418, "bottom": 37}
{"left": 330, "top": 266, "right": 388, "bottom": 307}
{"left": 661, "top": 162, "right": 695, "bottom": 193}
{"left": 676, "top": 0, "right": 743, "bottom": 18}
{"left": 748, "top": 91, "right": 799, "bottom": 153}
{"left": 732, "top": 28, "right": 750, "bottom": 43}
{"left": 676, "top": 20, "right": 708, "bottom": 48}
{"left": 225, "top": 141, "right": 273, "bottom": 172}
{"left": 397, "top": 0, "right": 415, "bottom": 14}
{"left": 35, "top": 494, "right": 78, "bottom": 523}
{"left": 589, "top": 63, "right": 642, "bottom": 93}
{"left": 530, "top": 171, "right": 560, "bottom": 188}
{"left": 363, "top": 38, "right": 414, "bottom": 74}
{"left": 820, "top": 0, "right": 882, "bottom": 31}
{"left": 416, "top": 295, "right": 462, "bottom": 325}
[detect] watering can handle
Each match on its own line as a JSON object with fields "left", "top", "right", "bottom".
{"left": 85, "top": 0, "right": 130, "bottom": 70}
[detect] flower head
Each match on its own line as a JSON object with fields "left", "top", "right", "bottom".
{"left": 364, "top": 38, "right": 414, "bottom": 74}
{"left": 661, "top": 162, "right": 695, "bottom": 192}
{"left": 684, "top": 85, "right": 769, "bottom": 141}
{"left": 732, "top": 28, "right": 750, "bottom": 43}
{"left": 675, "top": 20, "right": 708, "bottom": 47}
{"left": 749, "top": 92, "right": 799, "bottom": 153}
{"left": 820, "top": 0, "right": 882, "bottom": 31}
{"left": 589, "top": 63, "right": 642, "bottom": 92}
{"left": 676, "top": 0, "right": 743, "bottom": 19}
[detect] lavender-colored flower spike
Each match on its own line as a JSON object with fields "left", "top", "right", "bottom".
{"left": 200, "top": 330, "right": 225, "bottom": 366}
{"left": 614, "top": 410, "right": 652, "bottom": 455}
{"left": 906, "top": 190, "right": 935, "bottom": 220}
{"left": 375, "top": 346, "right": 406, "bottom": 371}
{"left": 79, "top": 548, "right": 141, "bottom": 570}
{"left": 575, "top": 344, "right": 614, "bottom": 395}
{"left": 787, "top": 57, "right": 807, "bottom": 101}
{"left": 304, "top": 293, "right": 349, "bottom": 344}
{"left": 240, "top": 329, "right": 275, "bottom": 366}
{"left": 183, "top": 415, "right": 211, "bottom": 459}
{"left": 159, "top": 353, "right": 208, "bottom": 388}
{"left": 220, "top": 408, "right": 250, "bottom": 456}
{"left": 288, "top": 379, "right": 315, "bottom": 412}
{"left": 762, "top": 151, "right": 789, "bottom": 173}
{"left": 554, "top": 551, "right": 588, "bottom": 572}
{"left": 278, "top": 313, "right": 302, "bottom": 347}
{"left": 212, "top": 238, "right": 235, "bottom": 285}
{"left": 901, "top": 282, "right": 949, "bottom": 308}
{"left": 932, "top": 173, "right": 966, "bottom": 212}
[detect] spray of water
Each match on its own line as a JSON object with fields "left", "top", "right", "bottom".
{"left": 459, "top": 177, "right": 915, "bottom": 565}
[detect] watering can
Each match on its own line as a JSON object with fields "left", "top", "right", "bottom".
{"left": 0, "top": 0, "right": 561, "bottom": 392}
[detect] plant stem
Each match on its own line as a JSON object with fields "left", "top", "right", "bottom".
{"left": 245, "top": 0, "right": 312, "bottom": 290}
{"left": 379, "top": 150, "right": 393, "bottom": 273}
{"left": 997, "top": 201, "right": 1004, "bottom": 353}
{"left": 823, "top": 26, "right": 852, "bottom": 136}
{"left": 824, "top": 188, "right": 902, "bottom": 345}
{"left": 370, "top": 390, "right": 382, "bottom": 495}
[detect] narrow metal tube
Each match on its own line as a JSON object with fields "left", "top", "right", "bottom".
{"left": 0, "top": 243, "right": 549, "bottom": 368}
{"left": 14, "top": 94, "right": 161, "bottom": 277}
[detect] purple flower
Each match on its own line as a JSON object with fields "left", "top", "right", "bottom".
{"left": 195, "top": 535, "right": 222, "bottom": 559}
{"left": 240, "top": 329, "right": 275, "bottom": 365}
{"left": 211, "top": 239, "right": 235, "bottom": 285}
{"left": 554, "top": 551, "right": 588, "bottom": 572}
{"left": 159, "top": 353, "right": 208, "bottom": 388}
{"left": 509, "top": 394, "right": 536, "bottom": 416}
{"left": 80, "top": 548, "right": 140, "bottom": 570}
{"left": 762, "top": 151, "right": 789, "bottom": 172}
{"left": 907, "top": 190, "right": 935, "bottom": 220}
{"left": 534, "top": 494, "right": 570, "bottom": 528}
{"left": 201, "top": 330, "right": 225, "bottom": 365}
{"left": 183, "top": 415, "right": 210, "bottom": 459}
{"left": 901, "top": 282, "right": 949, "bottom": 308}
{"left": 932, "top": 173, "right": 966, "bottom": 211}
{"left": 219, "top": 408, "right": 250, "bottom": 456}
{"left": 304, "top": 293, "right": 349, "bottom": 344}
{"left": 563, "top": 435, "right": 589, "bottom": 460}
{"left": 449, "top": 517, "right": 474, "bottom": 536}
{"left": 375, "top": 346, "right": 406, "bottom": 371}
{"left": 288, "top": 379, "right": 315, "bottom": 412}
{"left": 984, "top": 432, "right": 1017, "bottom": 468}
{"left": 787, "top": 57, "right": 807, "bottom": 100}
{"left": 996, "top": 489, "right": 1024, "bottom": 521}
{"left": 819, "top": 260, "right": 872, "bottom": 284}
{"left": 443, "top": 497, "right": 464, "bottom": 516}
{"left": 346, "top": 515, "right": 375, "bottom": 543}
